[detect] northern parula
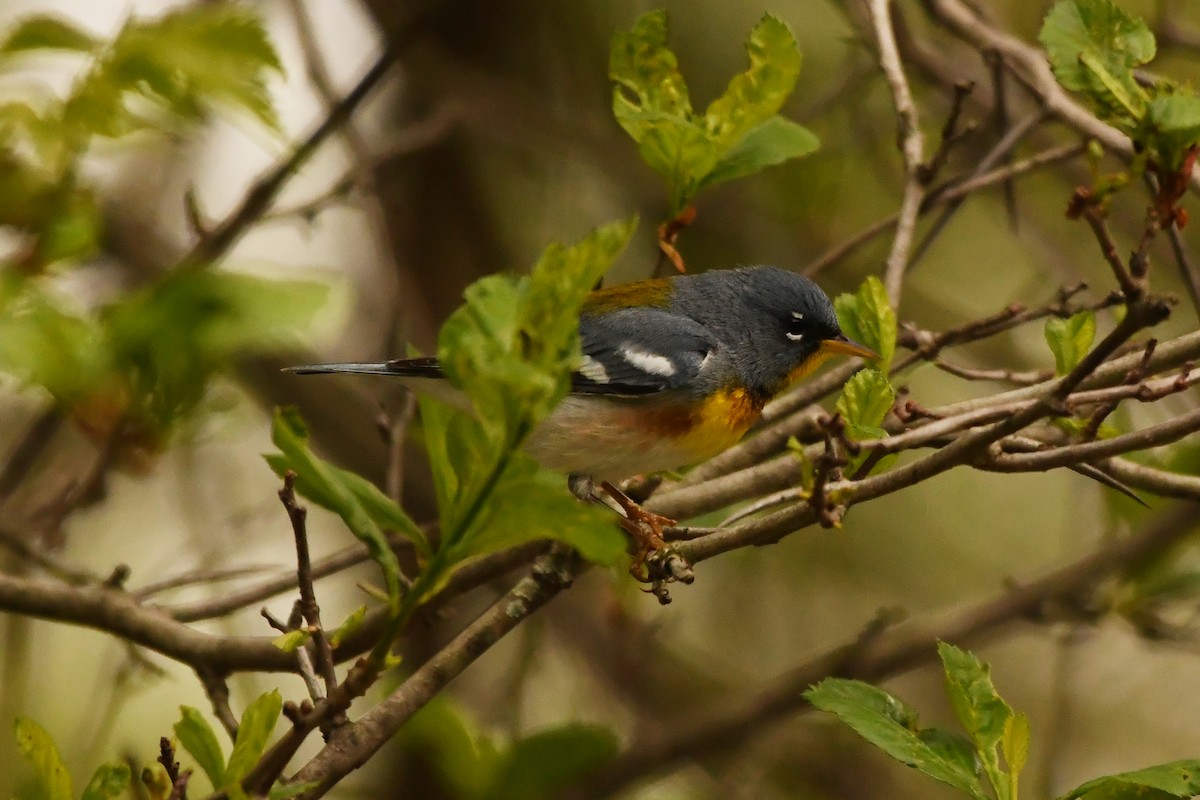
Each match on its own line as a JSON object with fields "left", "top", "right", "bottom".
{"left": 290, "top": 265, "right": 875, "bottom": 485}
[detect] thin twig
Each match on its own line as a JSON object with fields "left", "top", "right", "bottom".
{"left": 868, "top": 0, "right": 927, "bottom": 306}
{"left": 279, "top": 474, "right": 342, "bottom": 724}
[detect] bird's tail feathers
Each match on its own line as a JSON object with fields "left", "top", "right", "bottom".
{"left": 285, "top": 356, "right": 445, "bottom": 379}
{"left": 284, "top": 362, "right": 400, "bottom": 376}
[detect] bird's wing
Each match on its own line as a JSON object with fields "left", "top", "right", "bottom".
{"left": 572, "top": 307, "right": 716, "bottom": 395}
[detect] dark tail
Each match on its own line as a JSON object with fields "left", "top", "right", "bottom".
{"left": 284, "top": 356, "right": 443, "bottom": 378}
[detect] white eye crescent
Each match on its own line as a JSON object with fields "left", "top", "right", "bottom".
{"left": 786, "top": 310, "right": 806, "bottom": 341}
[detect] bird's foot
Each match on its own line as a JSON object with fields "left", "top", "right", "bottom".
{"left": 601, "top": 481, "right": 694, "bottom": 604}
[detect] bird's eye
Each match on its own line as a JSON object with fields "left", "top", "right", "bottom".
{"left": 786, "top": 312, "right": 806, "bottom": 342}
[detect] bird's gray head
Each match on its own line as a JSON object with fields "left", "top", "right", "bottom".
{"left": 674, "top": 265, "right": 874, "bottom": 400}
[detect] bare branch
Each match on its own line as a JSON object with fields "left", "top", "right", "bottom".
{"left": 868, "top": 0, "right": 927, "bottom": 305}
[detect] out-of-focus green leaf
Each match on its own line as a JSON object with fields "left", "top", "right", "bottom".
{"left": 14, "top": 718, "right": 73, "bottom": 800}
{"left": 80, "top": 763, "right": 131, "bottom": 800}
{"left": 484, "top": 725, "right": 618, "bottom": 800}
{"left": 267, "top": 408, "right": 412, "bottom": 610}
{"left": 1146, "top": 93, "right": 1200, "bottom": 168}
{"left": 700, "top": 115, "right": 819, "bottom": 190}
{"left": 396, "top": 697, "right": 498, "bottom": 799}
{"left": 272, "top": 629, "right": 310, "bottom": 653}
{"left": 224, "top": 690, "right": 282, "bottom": 786}
{"left": 610, "top": 11, "right": 811, "bottom": 213}
{"left": 834, "top": 276, "right": 896, "bottom": 372}
{"left": 174, "top": 706, "right": 226, "bottom": 792}
{"left": 268, "top": 781, "right": 319, "bottom": 800}
{"left": 0, "top": 15, "right": 98, "bottom": 55}
{"left": 1044, "top": 310, "right": 1096, "bottom": 375}
{"left": 0, "top": 278, "right": 105, "bottom": 402}
{"left": 106, "top": 270, "right": 325, "bottom": 432}
{"left": 328, "top": 605, "right": 368, "bottom": 648}
{"left": 1059, "top": 760, "right": 1200, "bottom": 800}
{"left": 805, "top": 679, "right": 986, "bottom": 800}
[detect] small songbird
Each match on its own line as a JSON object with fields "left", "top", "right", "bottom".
{"left": 289, "top": 265, "right": 875, "bottom": 580}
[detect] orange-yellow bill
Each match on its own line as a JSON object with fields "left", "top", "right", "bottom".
{"left": 819, "top": 336, "right": 879, "bottom": 360}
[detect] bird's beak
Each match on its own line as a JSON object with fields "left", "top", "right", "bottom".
{"left": 820, "top": 335, "right": 879, "bottom": 361}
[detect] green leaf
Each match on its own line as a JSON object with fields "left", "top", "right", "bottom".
{"left": 106, "top": 271, "right": 326, "bottom": 434}
{"left": 448, "top": 454, "right": 624, "bottom": 568}
{"left": 836, "top": 369, "right": 895, "bottom": 437}
{"left": 484, "top": 725, "right": 618, "bottom": 800}
{"left": 1002, "top": 712, "right": 1031, "bottom": 791}
{"left": 431, "top": 219, "right": 634, "bottom": 543}
{"left": 174, "top": 706, "right": 226, "bottom": 792}
{"left": 609, "top": 11, "right": 810, "bottom": 213}
{"left": 224, "top": 690, "right": 283, "bottom": 786}
{"left": 113, "top": 5, "right": 283, "bottom": 131}
{"left": 80, "top": 764, "right": 131, "bottom": 800}
{"left": 0, "top": 15, "right": 98, "bottom": 55}
{"left": 268, "top": 780, "right": 319, "bottom": 800}
{"left": 396, "top": 697, "right": 498, "bottom": 799}
{"left": 14, "top": 718, "right": 73, "bottom": 800}
{"left": 267, "top": 407, "right": 412, "bottom": 610}
{"left": 0, "top": 277, "right": 106, "bottom": 402}
{"left": 938, "top": 642, "right": 1015, "bottom": 800}
{"left": 328, "top": 605, "right": 368, "bottom": 648}
{"left": 1040, "top": 0, "right": 1155, "bottom": 128}
{"left": 1044, "top": 310, "right": 1096, "bottom": 375}
{"left": 700, "top": 115, "right": 820, "bottom": 190}
{"left": 834, "top": 276, "right": 896, "bottom": 371}
{"left": 703, "top": 14, "right": 803, "bottom": 155}
{"left": 271, "top": 629, "right": 310, "bottom": 653}
{"left": 805, "top": 679, "right": 986, "bottom": 800}
{"left": 1146, "top": 93, "right": 1200, "bottom": 170}
{"left": 1059, "top": 760, "right": 1200, "bottom": 800}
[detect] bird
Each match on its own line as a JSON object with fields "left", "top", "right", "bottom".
{"left": 288, "top": 265, "right": 876, "bottom": 584}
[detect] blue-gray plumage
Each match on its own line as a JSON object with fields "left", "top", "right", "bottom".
{"left": 287, "top": 265, "right": 875, "bottom": 481}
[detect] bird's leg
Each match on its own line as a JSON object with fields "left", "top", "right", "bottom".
{"left": 600, "top": 481, "right": 693, "bottom": 603}
{"left": 567, "top": 474, "right": 694, "bottom": 603}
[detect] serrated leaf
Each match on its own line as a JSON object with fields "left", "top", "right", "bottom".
{"left": 0, "top": 15, "right": 98, "bottom": 55}
{"left": 1059, "top": 760, "right": 1200, "bottom": 800}
{"left": 224, "top": 690, "right": 282, "bottom": 786}
{"left": 703, "top": 15, "right": 802, "bottom": 154}
{"left": 834, "top": 276, "right": 896, "bottom": 371}
{"left": 14, "top": 718, "right": 73, "bottom": 800}
{"left": 1040, "top": 0, "right": 1155, "bottom": 95}
{"left": 805, "top": 679, "right": 986, "bottom": 800}
{"left": 329, "top": 605, "right": 368, "bottom": 648}
{"left": 272, "top": 629, "right": 310, "bottom": 653}
{"left": 484, "top": 725, "right": 618, "bottom": 800}
{"left": 938, "top": 642, "right": 1014, "bottom": 800}
{"left": 81, "top": 764, "right": 132, "bottom": 800}
{"left": 836, "top": 369, "right": 895, "bottom": 434}
{"left": 1045, "top": 310, "right": 1096, "bottom": 375}
{"left": 610, "top": 11, "right": 810, "bottom": 213}
{"left": 267, "top": 408, "right": 409, "bottom": 611}
{"left": 700, "top": 115, "right": 819, "bottom": 190}
{"left": 174, "top": 706, "right": 226, "bottom": 791}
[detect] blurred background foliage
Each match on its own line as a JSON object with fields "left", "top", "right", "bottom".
{"left": 1, "top": 1, "right": 1200, "bottom": 799}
